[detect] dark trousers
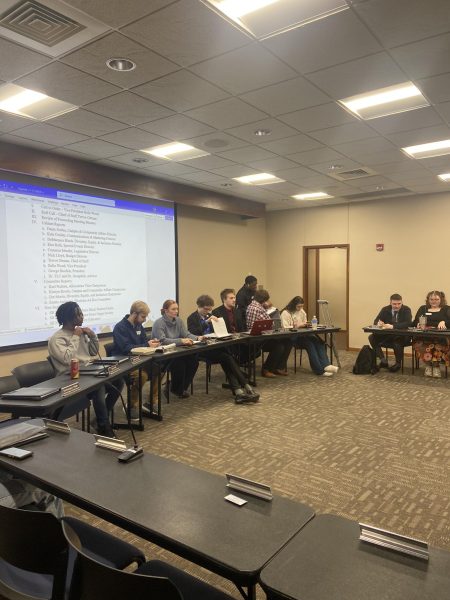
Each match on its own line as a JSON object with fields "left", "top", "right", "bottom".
{"left": 262, "top": 338, "right": 292, "bottom": 372}
{"left": 368, "top": 333, "right": 406, "bottom": 364}
{"left": 205, "top": 348, "right": 247, "bottom": 390}
{"left": 170, "top": 355, "right": 199, "bottom": 395}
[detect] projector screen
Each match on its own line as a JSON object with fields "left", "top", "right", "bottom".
{"left": 0, "top": 177, "right": 177, "bottom": 349}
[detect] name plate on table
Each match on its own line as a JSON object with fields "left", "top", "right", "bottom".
{"left": 359, "top": 523, "right": 429, "bottom": 561}
{"left": 226, "top": 473, "right": 273, "bottom": 501}
{"left": 94, "top": 435, "right": 127, "bottom": 452}
{"left": 130, "top": 356, "right": 143, "bottom": 365}
{"left": 61, "top": 382, "right": 80, "bottom": 397}
{"left": 43, "top": 419, "right": 71, "bottom": 434}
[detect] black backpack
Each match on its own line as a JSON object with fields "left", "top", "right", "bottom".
{"left": 353, "top": 345, "right": 379, "bottom": 375}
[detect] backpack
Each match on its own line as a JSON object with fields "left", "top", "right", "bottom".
{"left": 353, "top": 345, "right": 379, "bottom": 375}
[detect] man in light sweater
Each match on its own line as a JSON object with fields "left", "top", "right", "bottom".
{"left": 48, "top": 302, "right": 118, "bottom": 437}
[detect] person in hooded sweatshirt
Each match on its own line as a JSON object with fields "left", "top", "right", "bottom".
{"left": 151, "top": 299, "right": 200, "bottom": 398}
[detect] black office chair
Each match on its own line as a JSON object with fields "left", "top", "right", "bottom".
{"left": 0, "top": 375, "right": 20, "bottom": 396}
{"left": 0, "top": 504, "right": 145, "bottom": 600}
{"left": 62, "top": 520, "right": 234, "bottom": 600}
{"left": 12, "top": 361, "right": 55, "bottom": 388}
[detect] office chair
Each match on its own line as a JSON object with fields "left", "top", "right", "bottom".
{"left": 0, "top": 505, "right": 145, "bottom": 600}
{"left": 62, "top": 520, "right": 234, "bottom": 600}
{"left": 12, "top": 361, "right": 55, "bottom": 388}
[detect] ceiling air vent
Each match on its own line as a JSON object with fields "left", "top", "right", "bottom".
{"left": 0, "top": 0, "right": 85, "bottom": 46}
{"left": 342, "top": 187, "right": 411, "bottom": 201}
{"left": 329, "top": 167, "right": 377, "bottom": 181}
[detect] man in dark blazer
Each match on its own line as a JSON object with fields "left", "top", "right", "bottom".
{"left": 368, "top": 293, "right": 412, "bottom": 372}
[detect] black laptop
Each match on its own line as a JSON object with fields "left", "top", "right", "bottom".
{"left": 1, "top": 386, "right": 60, "bottom": 400}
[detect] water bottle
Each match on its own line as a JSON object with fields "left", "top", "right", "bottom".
{"left": 311, "top": 315, "right": 318, "bottom": 330}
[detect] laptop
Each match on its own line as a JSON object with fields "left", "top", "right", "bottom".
{"left": 248, "top": 319, "right": 273, "bottom": 336}
{"left": 211, "top": 317, "right": 233, "bottom": 340}
{"left": 92, "top": 356, "right": 129, "bottom": 364}
{"left": 1, "top": 386, "right": 60, "bottom": 400}
{"left": 78, "top": 364, "right": 110, "bottom": 376}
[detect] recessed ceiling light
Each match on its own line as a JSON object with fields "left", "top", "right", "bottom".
{"left": 141, "top": 142, "right": 209, "bottom": 161}
{"left": 132, "top": 157, "right": 149, "bottom": 164}
{"left": 339, "top": 82, "right": 429, "bottom": 120}
{"left": 292, "top": 192, "right": 333, "bottom": 200}
{"left": 202, "top": 0, "right": 348, "bottom": 40}
{"left": 0, "top": 83, "right": 77, "bottom": 120}
{"left": 438, "top": 173, "right": 450, "bottom": 181}
{"left": 328, "top": 164, "right": 343, "bottom": 171}
{"left": 254, "top": 128, "right": 272, "bottom": 137}
{"left": 402, "top": 139, "right": 450, "bottom": 160}
{"left": 221, "top": 182, "right": 233, "bottom": 187}
{"left": 106, "top": 58, "right": 136, "bottom": 72}
{"left": 233, "top": 173, "right": 285, "bottom": 185}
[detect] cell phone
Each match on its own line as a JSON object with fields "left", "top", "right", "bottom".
{"left": 0, "top": 447, "right": 33, "bottom": 460}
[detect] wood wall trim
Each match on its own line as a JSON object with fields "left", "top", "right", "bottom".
{"left": 0, "top": 141, "right": 266, "bottom": 218}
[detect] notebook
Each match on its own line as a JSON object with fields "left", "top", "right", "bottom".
{"left": 0, "top": 422, "right": 48, "bottom": 449}
{"left": 211, "top": 317, "right": 232, "bottom": 339}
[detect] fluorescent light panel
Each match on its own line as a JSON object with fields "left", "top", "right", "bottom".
{"left": 438, "top": 173, "right": 450, "bottom": 181}
{"left": 142, "top": 142, "right": 209, "bottom": 161}
{"left": 292, "top": 192, "right": 333, "bottom": 200}
{"left": 233, "top": 173, "right": 285, "bottom": 185}
{"left": 0, "top": 83, "right": 77, "bottom": 120}
{"left": 339, "top": 82, "right": 429, "bottom": 120}
{"left": 202, "top": 0, "right": 348, "bottom": 40}
{"left": 402, "top": 139, "right": 450, "bottom": 160}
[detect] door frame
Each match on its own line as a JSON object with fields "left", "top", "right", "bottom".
{"left": 303, "top": 244, "right": 350, "bottom": 348}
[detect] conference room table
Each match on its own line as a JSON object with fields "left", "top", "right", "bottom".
{"left": 0, "top": 424, "right": 315, "bottom": 600}
{"left": 363, "top": 326, "right": 450, "bottom": 374}
{"left": 259, "top": 514, "right": 450, "bottom": 600}
{"left": 0, "top": 327, "right": 340, "bottom": 425}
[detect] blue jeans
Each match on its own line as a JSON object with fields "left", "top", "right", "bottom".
{"left": 295, "top": 335, "right": 330, "bottom": 375}
{"left": 90, "top": 383, "right": 120, "bottom": 427}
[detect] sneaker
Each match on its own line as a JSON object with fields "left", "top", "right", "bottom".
{"left": 261, "top": 369, "right": 276, "bottom": 378}
{"left": 234, "top": 391, "right": 260, "bottom": 404}
{"left": 389, "top": 363, "right": 401, "bottom": 373}
{"left": 379, "top": 361, "right": 388, "bottom": 369}
{"left": 424, "top": 366, "right": 433, "bottom": 377}
{"left": 142, "top": 402, "right": 153, "bottom": 416}
{"left": 175, "top": 390, "right": 190, "bottom": 399}
{"left": 432, "top": 366, "right": 442, "bottom": 378}
{"left": 324, "top": 365, "right": 339, "bottom": 373}
{"left": 274, "top": 369, "right": 288, "bottom": 376}
{"left": 321, "top": 372, "right": 333, "bottom": 377}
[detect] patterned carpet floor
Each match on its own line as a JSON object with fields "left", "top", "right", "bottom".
{"left": 5, "top": 349, "right": 450, "bottom": 599}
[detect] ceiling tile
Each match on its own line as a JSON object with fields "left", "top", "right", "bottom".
{"left": 240, "top": 77, "right": 329, "bottom": 116}
{"left": 367, "top": 107, "right": 444, "bottom": 135}
{"left": 206, "top": 165, "right": 259, "bottom": 178}
{"left": 390, "top": 33, "right": 450, "bottom": 79}
{"left": 177, "top": 170, "right": 227, "bottom": 183}
{"left": 85, "top": 91, "right": 173, "bottom": 125}
{"left": 274, "top": 166, "right": 320, "bottom": 184}
{"left": 131, "top": 70, "right": 229, "bottom": 112}
{"left": 185, "top": 98, "right": 267, "bottom": 129}
{"left": 11, "top": 123, "right": 87, "bottom": 146}
{"left": 308, "top": 158, "right": 363, "bottom": 175}
{"left": 257, "top": 181, "right": 301, "bottom": 195}
{"left": 99, "top": 128, "right": 169, "bottom": 150}
{"left": 309, "top": 122, "right": 377, "bottom": 145}
{"left": 49, "top": 109, "right": 128, "bottom": 136}
{"left": 182, "top": 155, "right": 236, "bottom": 170}
{"left": 0, "top": 38, "right": 50, "bottom": 81}
{"left": 287, "top": 147, "right": 349, "bottom": 166}
{"left": 260, "top": 135, "right": 323, "bottom": 155}
{"left": 385, "top": 124, "right": 450, "bottom": 147}
{"left": 67, "top": 0, "right": 172, "bottom": 28}
{"left": 247, "top": 157, "right": 301, "bottom": 172}
{"left": 307, "top": 52, "right": 407, "bottom": 99}
{"left": 418, "top": 73, "right": 450, "bottom": 105}
{"left": 139, "top": 114, "right": 215, "bottom": 139}
{"left": 0, "top": 134, "right": 55, "bottom": 152}
{"left": 263, "top": 9, "right": 381, "bottom": 75}
{"left": 217, "top": 145, "right": 278, "bottom": 163}
{"left": 435, "top": 102, "right": 450, "bottom": 124}
{"left": 17, "top": 62, "right": 121, "bottom": 105}
{"left": 148, "top": 162, "right": 198, "bottom": 176}
{"left": 353, "top": 0, "right": 450, "bottom": 48}
{"left": 190, "top": 43, "right": 297, "bottom": 95}
{"left": 102, "top": 152, "right": 166, "bottom": 168}
{"left": 279, "top": 103, "right": 355, "bottom": 133}
{"left": 225, "top": 119, "right": 299, "bottom": 144}
{"left": 183, "top": 132, "right": 247, "bottom": 153}
{"left": 0, "top": 112, "right": 34, "bottom": 134}
{"left": 121, "top": 0, "right": 249, "bottom": 67}
{"left": 61, "top": 32, "right": 178, "bottom": 88}
{"left": 333, "top": 137, "right": 396, "bottom": 157}
{"left": 352, "top": 149, "right": 411, "bottom": 165}
{"left": 63, "top": 138, "right": 131, "bottom": 157}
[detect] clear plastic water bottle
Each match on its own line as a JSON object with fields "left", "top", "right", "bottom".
{"left": 311, "top": 315, "right": 318, "bottom": 330}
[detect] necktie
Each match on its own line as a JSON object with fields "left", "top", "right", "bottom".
{"left": 393, "top": 311, "right": 398, "bottom": 323}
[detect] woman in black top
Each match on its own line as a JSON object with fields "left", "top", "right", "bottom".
{"left": 413, "top": 290, "right": 450, "bottom": 377}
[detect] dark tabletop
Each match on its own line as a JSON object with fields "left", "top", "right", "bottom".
{"left": 259, "top": 514, "right": 450, "bottom": 600}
